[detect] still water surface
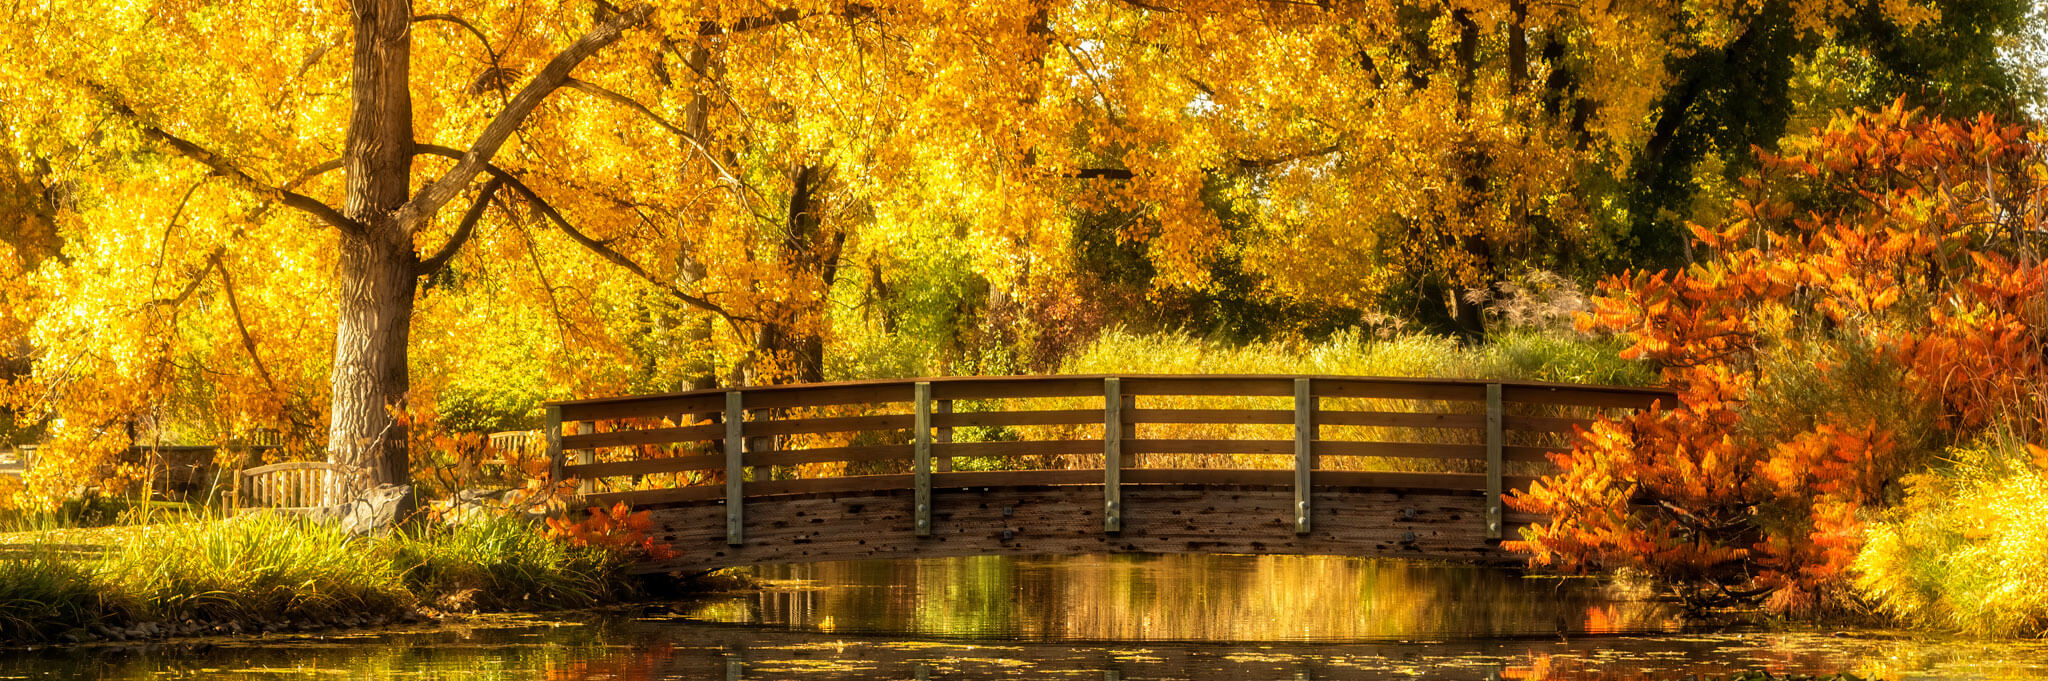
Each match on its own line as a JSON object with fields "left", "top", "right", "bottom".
{"left": 9, "top": 554, "right": 2048, "bottom": 680}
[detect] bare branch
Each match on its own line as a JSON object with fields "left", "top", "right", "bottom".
{"left": 397, "top": 4, "right": 654, "bottom": 229}
{"left": 80, "top": 80, "right": 364, "bottom": 234}
{"left": 417, "top": 176, "right": 504, "bottom": 277}
{"left": 414, "top": 144, "right": 746, "bottom": 324}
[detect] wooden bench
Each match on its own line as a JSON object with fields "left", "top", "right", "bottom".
{"left": 232, "top": 462, "right": 367, "bottom": 513}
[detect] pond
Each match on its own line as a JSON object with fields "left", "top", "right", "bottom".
{"left": 8, "top": 554, "right": 2048, "bottom": 680}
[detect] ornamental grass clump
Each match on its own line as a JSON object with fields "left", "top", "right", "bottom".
{"left": 99, "top": 513, "right": 412, "bottom": 625}
{"left": 1853, "top": 435, "right": 2048, "bottom": 637}
{"left": 0, "top": 545, "right": 114, "bottom": 642}
{"left": 390, "top": 516, "right": 626, "bottom": 611}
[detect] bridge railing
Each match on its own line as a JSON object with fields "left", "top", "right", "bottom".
{"left": 545, "top": 375, "right": 1675, "bottom": 546}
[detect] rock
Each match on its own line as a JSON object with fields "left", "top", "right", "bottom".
{"left": 307, "top": 484, "right": 413, "bottom": 536}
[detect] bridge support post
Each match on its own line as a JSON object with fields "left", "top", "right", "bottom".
{"left": 913, "top": 381, "right": 933, "bottom": 537}
{"left": 725, "top": 390, "right": 745, "bottom": 546}
{"left": 934, "top": 399, "right": 952, "bottom": 472}
{"left": 1485, "top": 382, "right": 1503, "bottom": 540}
{"left": 571, "top": 420, "right": 594, "bottom": 498}
{"left": 545, "top": 405, "right": 564, "bottom": 495}
{"left": 1293, "top": 378, "right": 1315, "bottom": 535}
{"left": 1103, "top": 377, "right": 1123, "bottom": 533}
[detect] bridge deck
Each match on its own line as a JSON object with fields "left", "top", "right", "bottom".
{"left": 543, "top": 375, "right": 1673, "bottom": 573}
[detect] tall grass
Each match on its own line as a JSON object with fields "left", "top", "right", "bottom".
{"left": 102, "top": 514, "right": 413, "bottom": 624}
{"left": 0, "top": 546, "right": 112, "bottom": 642}
{"left": 1853, "top": 435, "right": 2048, "bottom": 636}
{"left": 0, "top": 513, "right": 641, "bottom": 643}
{"left": 392, "top": 517, "right": 625, "bottom": 610}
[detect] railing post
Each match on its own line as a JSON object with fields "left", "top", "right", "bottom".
{"left": 1485, "top": 382, "right": 1504, "bottom": 540}
{"left": 1103, "top": 377, "right": 1123, "bottom": 533}
{"left": 914, "top": 381, "right": 933, "bottom": 537}
{"left": 546, "top": 406, "right": 566, "bottom": 492}
{"left": 934, "top": 398, "right": 953, "bottom": 473}
{"left": 1293, "top": 378, "right": 1314, "bottom": 535}
{"left": 725, "top": 390, "right": 746, "bottom": 546}
{"left": 572, "top": 420, "right": 594, "bottom": 498}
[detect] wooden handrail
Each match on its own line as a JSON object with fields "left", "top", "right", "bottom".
{"left": 544, "top": 375, "right": 1676, "bottom": 545}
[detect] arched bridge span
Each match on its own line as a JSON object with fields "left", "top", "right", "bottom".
{"left": 542, "top": 375, "right": 1674, "bottom": 574}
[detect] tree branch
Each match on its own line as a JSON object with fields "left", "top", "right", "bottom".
{"left": 81, "top": 80, "right": 363, "bottom": 234}
{"left": 416, "top": 176, "right": 503, "bottom": 277}
{"left": 414, "top": 144, "right": 745, "bottom": 325}
{"left": 397, "top": 3, "right": 654, "bottom": 230}
{"left": 559, "top": 77, "right": 769, "bottom": 219}
{"left": 1070, "top": 144, "right": 1342, "bottom": 180}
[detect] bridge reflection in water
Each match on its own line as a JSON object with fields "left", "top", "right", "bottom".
{"left": 687, "top": 554, "right": 1682, "bottom": 642}
{"left": 542, "top": 375, "right": 1673, "bottom": 573}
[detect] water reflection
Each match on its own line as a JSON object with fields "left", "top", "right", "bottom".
{"left": 10, "top": 556, "right": 2048, "bottom": 679}
{"left": 11, "top": 620, "right": 2048, "bottom": 680}
{"left": 690, "top": 554, "right": 1683, "bottom": 641}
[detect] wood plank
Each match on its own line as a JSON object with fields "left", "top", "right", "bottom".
{"left": 914, "top": 382, "right": 932, "bottom": 537}
{"left": 930, "top": 409, "right": 1102, "bottom": 428}
{"left": 724, "top": 391, "right": 744, "bottom": 546}
{"left": 1312, "top": 378, "right": 1489, "bottom": 401}
{"left": 1315, "top": 441, "right": 1487, "bottom": 460}
{"left": 561, "top": 423, "right": 725, "bottom": 449}
{"left": 740, "top": 383, "right": 915, "bottom": 410}
{"left": 747, "top": 474, "right": 913, "bottom": 497}
{"left": 1504, "top": 415, "right": 1597, "bottom": 434}
{"left": 1294, "top": 377, "right": 1312, "bottom": 535}
{"left": 1317, "top": 411, "right": 1485, "bottom": 429}
{"left": 1104, "top": 377, "right": 1123, "bottom": 533}
{"left": 931, "top": 469, "right": 1102, "bottom": 488}
{"left": 566, "top": 454, "right": 724, "bottom": 479}
{"left": 929, "top": 377, "right": 1105, "bottom": 400}
{"left": 1486, "top": 383, "right": 1504, "bottom": 540}
{"left": 931, "top": 440, "right": 1103, "bottom": 458}
{"left": 586, "top": 485, "right": 725, "bottom": 507}
{"left": 1128, "top": 408, "right": 1291, "bottom": 425}
{"left": 1314, "top": 470, "right": 1535, "bottom": 492}
{"left": 1500, "top": 384, "right": 1676, "bottom": 409}
{"left": 559, "top": 393, "right": 726, "bottom": 422}
{"left": 1121, "top": 376, "right": 1295, "bottom": 397}
{"left": 1123, "top": 468, "right": 1290, "bottom": 486}
{"left": 746, "top": 444, "right": 911, "bottom": 467}
{"left": 745, "top": 413, "right": 914, "bottom": 437}
{"left": 1124, "top": 439, "right": 1293, "bottom": 455}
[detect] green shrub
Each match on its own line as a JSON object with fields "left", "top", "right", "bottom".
{"left": 389, "top": 517, "right": 626, "bottom": 610}
{"left": 1853, "top": 435, "right": 2048, "bottom": 636}
{"left": 100, "top": 514, "right": 413, "bottom": 624}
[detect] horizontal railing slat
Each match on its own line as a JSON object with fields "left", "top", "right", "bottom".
{"left": 932, "top": 440, "right": 1104, "bottom": 458}
{"left": 930, "top": 409, "right": 1102, "bottom": 428}
{"left": 559, "top": 393, "right": 725, "bottom": 422}
{"left": 1128, "top": 408, "right": 1291, "bottom": 425}
{"left": 930, "top": 377, "right": 1105, "bottom": 400}
{"left": 746, "top": 414, "right": 914, "bottom": 437}
{"left": 578, "top": 468, "right": 1543, "bottom": 508}
{"left": 566, "top": 454, "right": 724, "bottom": 478}
{"left": 1317, "top": 411, "right": 1484, "bottom": 429}
{"left": 747, "top": 444, "right": 912, "bottom": 467}
{"left": 562, "top": 424, "right": 724, "bottom": 449}
{"left": 1125, "top": 439, "right": 1293, "bottom": 455}
{"left": 1120, "top": 376, "right": 1295, "bottom": 396}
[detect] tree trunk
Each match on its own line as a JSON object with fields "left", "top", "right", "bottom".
{"left": 325, "top": 229, "right": 417, "bottom": 490}
{"left": 328, "top": 0, "right": 416, "bottom": 500}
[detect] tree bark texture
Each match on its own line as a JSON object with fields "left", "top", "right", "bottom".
{"left": 328, "top": 0, "right": 415, "bottom": 494}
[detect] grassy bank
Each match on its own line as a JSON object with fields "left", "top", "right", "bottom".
{"left": 0, "top": 513, "right": 635, "bottom": 645}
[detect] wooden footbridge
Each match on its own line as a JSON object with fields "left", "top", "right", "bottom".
{"left": 543, "top": 375, "right": 1673, "bottom": 574}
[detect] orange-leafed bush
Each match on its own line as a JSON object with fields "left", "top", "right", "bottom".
{"left": 544, "top": 502, "right": 677, "bottom": 562}
{"left": 1508, "top": 100, "right": 2048, "bottom": 613}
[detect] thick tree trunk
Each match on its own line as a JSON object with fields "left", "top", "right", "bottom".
{"left": 325, "top": 230, "right": 417, "bottom": 488}
{"left": 329, "top": 0, "right": 416, "bottom": 498}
